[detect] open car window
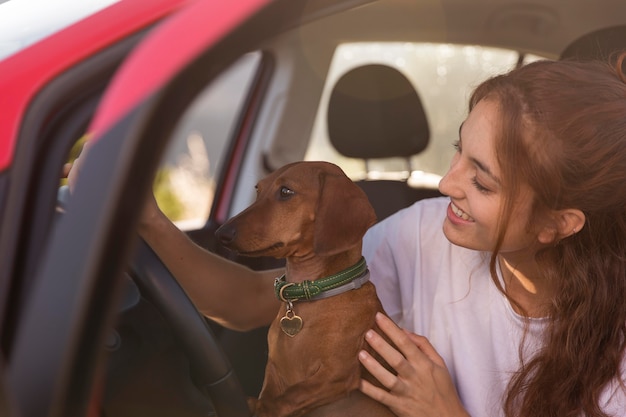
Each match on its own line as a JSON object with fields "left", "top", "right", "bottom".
{"left": 156, "top": 51, "right": 263, "bottom": 230}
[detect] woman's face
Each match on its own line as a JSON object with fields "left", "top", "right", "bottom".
{"left": 438, "top": 99, "right": 539, "bottom": 256}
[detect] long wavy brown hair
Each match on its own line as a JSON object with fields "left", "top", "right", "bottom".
{"left": 469, "top": 56, "right": 626, "bottom": 416}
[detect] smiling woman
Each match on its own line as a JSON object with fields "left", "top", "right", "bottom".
{"left": 361, "top": 57, "right": 626, "bottom": 417}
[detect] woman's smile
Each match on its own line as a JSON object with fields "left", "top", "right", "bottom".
{"left": 449, "top": 201, "right": 474, "bottom": 222}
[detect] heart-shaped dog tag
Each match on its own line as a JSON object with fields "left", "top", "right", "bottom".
{"left": 280, "top": 311, "right": 303, "bottom": 337}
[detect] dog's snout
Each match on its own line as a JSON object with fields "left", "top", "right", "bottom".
{"left": 215, "top": 223, "right": 237, "bottom": 246}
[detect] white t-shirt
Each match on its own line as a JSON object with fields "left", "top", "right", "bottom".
{"left": 362, "top": 197, "right": 626, "bottom": 416}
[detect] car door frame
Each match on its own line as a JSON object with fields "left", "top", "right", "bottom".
{"left": 0, "top": 0, "right": 191, "bottom": 356}
{"left": 4, "top": 0, "right": 377, "bottom": 416}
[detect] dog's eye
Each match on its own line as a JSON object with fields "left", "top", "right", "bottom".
{"left": 279, "top": 186, "right": 295, "bottom": 200}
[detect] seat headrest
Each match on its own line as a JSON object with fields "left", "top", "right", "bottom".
{"left": 560, "top": 25, "right": 626, "bottom": 61}
{"left": 327, "top": 64, "right": 429, "bottom": 159}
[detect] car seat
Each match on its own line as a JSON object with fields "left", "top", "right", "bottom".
{"left": 327, "top": 64, "right": 442, "bottom": 222}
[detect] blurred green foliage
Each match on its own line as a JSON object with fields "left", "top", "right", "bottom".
{"left": 153, "top": 168, "right": 185, "bottom": 221}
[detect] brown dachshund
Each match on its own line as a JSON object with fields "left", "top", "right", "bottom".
{"left": 216, "top": 161, "right": 396, "bottom": 417}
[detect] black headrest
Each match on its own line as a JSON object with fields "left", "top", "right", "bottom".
{"left": 560, "top": 25, "right": 626, "bottom": 61}
{"left": 327, "top": 64, "right": 429, "bottom": 159}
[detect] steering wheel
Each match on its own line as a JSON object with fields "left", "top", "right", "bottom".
{"left": 128, "top": 239, "right": 251, "bottom": 417}
{"left": 57, "top": 186, "right": 251, "bottom": 417}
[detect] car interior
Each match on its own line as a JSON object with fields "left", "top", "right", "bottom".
{"left": 326, "top": 63, "right": 443, "bottom": 222}
{"left": 105, "top": 6, "right": 626, "bottom": 417}
{"left": 5, "top": 0, "right": 626, "bottom": 416}
{"left": 99, "top": 5, "right": 626, "bottom": 416}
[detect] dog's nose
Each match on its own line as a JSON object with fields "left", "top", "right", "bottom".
{"left": 215, "top": 223, "right": 237, "bottom": 246}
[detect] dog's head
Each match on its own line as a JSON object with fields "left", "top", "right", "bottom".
{"left": 215, "top": 161, "right": 377, "bottom": 258}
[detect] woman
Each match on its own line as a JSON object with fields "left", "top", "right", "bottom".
{"left": 69, "top": 56, "right": 626, "bottom": 416}
{"left": 357, "top": 56, "right": 626, "bottom": 416}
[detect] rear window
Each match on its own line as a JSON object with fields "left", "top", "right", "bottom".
{"left": 305, "top": 42, "right": 545, "bottom": 186}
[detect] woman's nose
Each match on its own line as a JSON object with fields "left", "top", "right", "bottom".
{"left": 438, "top": 154, "right": 461, "bottom": 197}
{"left": 438, "top": 172, "right": 452, "bottom": 196}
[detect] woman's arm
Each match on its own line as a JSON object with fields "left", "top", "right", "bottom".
{"left": 67, "top": 142, "right": 280, "bottom": 331}
{"left": 138, "top": 197, "right": 281, "bottom": 331}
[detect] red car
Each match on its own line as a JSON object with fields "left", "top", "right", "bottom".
{"left": 2, "top": 0, "right": 626, "bottom": 416}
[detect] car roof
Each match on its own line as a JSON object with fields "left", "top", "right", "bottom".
{"left": 86, "top": 0, "right": 626, "bottom": 141}
{"left": 300, "top": 0, "right": 626, "bottom": 58}
{"left": 4, "top": 0, "right": 626, "bottom": 173}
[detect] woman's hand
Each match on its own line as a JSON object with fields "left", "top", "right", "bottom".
{"left": 358, "top": 312, "right": 470, "bottom": 417}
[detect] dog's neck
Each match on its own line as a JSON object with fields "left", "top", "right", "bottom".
{"left": 283, "top": 247, "right": 363, "bottom": 283}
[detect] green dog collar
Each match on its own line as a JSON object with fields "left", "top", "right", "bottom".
{"left": 274, "top": 257, "right": 369, "bottom": 302}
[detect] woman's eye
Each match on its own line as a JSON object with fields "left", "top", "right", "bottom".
{"left": 452, "top": 140, "right": 461, "bottom": 153}
{"left": 471, "top": 177, "right": 491, "bottom": 194}
{"left": 279, "top": 186, "right": 295, "bottom": 199}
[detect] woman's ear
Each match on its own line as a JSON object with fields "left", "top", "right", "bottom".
{"left": 537, "top": 208, "right": 586, "bottom": 244}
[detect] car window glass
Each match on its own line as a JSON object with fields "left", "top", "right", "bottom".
{"left": 305, "top": 42, "right": 546, "bottom": 185}
{"left": 156, "top": 51, "right": 261, "bottom": 230}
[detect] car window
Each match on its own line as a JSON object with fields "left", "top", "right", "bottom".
{"left": 305, "top": 42, "right": 546, "bottom": 185}
{"left": 156, "top": 51, "right": 262, "bottom": 230}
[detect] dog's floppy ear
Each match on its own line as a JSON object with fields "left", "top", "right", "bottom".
{"left": 313, "top": 171, "right": 377, "bottom": 256}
